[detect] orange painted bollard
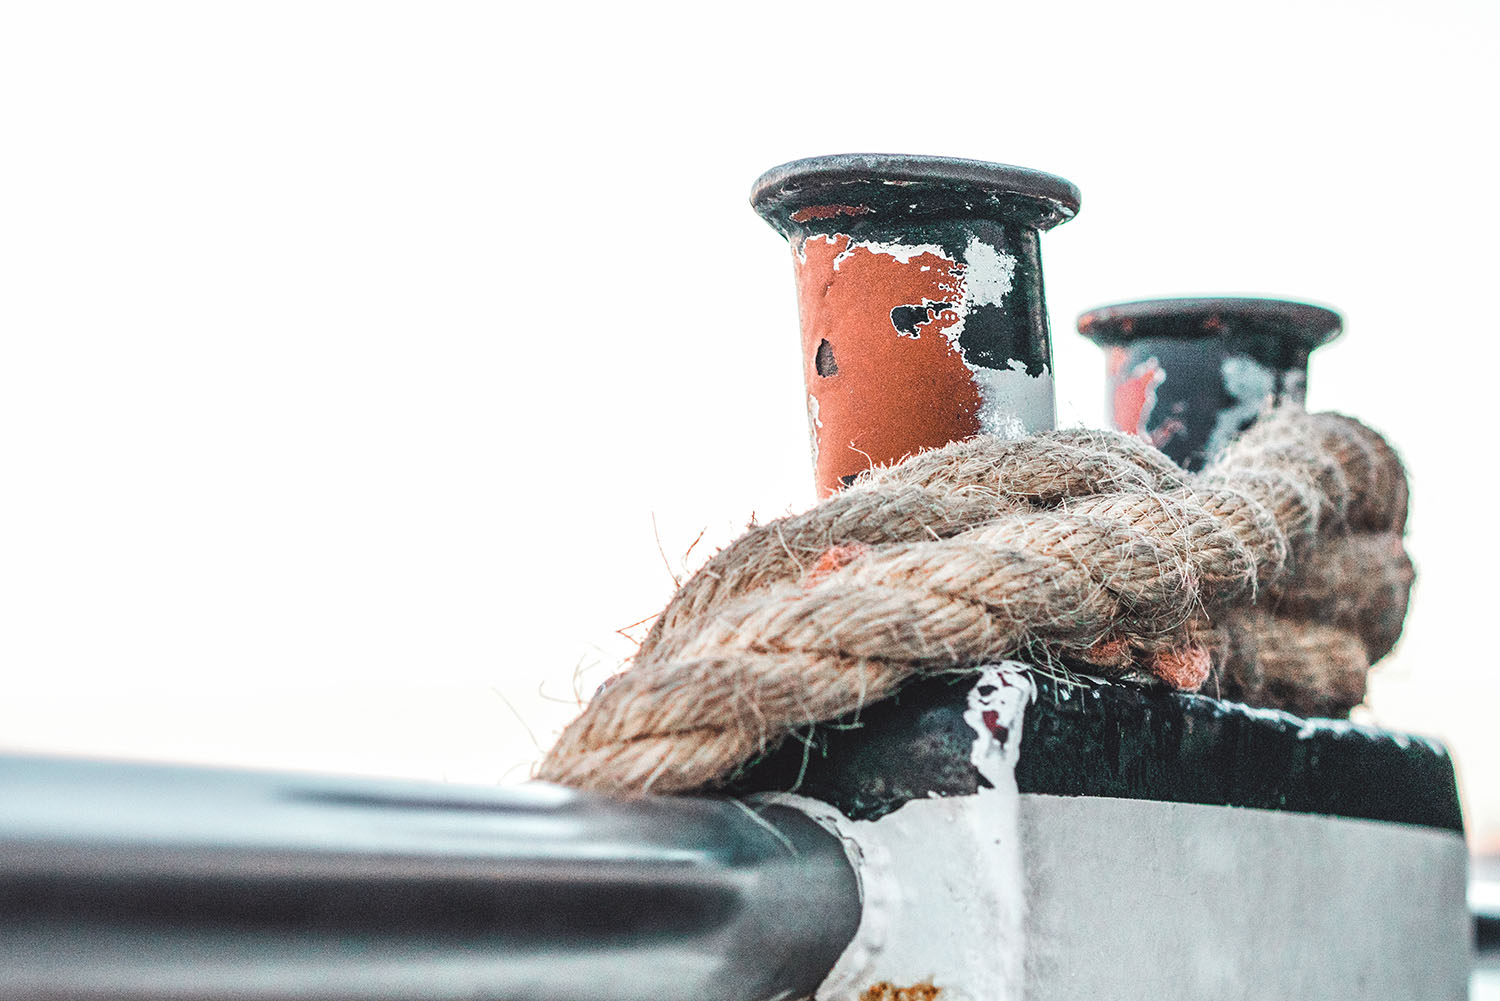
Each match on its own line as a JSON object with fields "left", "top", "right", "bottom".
{"left": 751, "top": 154, "right": 1080, "bottom": 496}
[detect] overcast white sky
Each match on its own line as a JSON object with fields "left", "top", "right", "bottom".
{"left": 3, "top": 2, "right": 1498, "bottom": 843}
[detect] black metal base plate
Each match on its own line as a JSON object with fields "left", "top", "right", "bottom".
{"left": 727, "top": 671, "right": 1464, "bottom": 833}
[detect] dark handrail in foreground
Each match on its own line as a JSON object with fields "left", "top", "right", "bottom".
{"left": 0, "top": 753, "right": 860, "bottom": 1001}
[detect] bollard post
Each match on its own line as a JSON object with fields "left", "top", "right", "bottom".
{"left": 752, "top": 154, "right": 1080, "bottom": 495}
{"left": 1077, "top": 296, "right": 1340, "bottom": 470}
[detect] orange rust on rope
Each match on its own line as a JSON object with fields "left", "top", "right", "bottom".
{"left": 859, "top": 982, "right": 941, "bottom": 1001}
{"left": 1081, "top": 634, "right": 1131, "bottom": 667}
{"left": 1149, "top": 643, "right": 1213, "bottom": 691}
{"left": 803, "top": 542, "right": 875, "bottom": 588}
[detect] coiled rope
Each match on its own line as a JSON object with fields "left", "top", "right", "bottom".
{"left": 540, "top": 407, "right": 1412, "bottom": 795}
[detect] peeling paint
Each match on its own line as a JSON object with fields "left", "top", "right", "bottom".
{"left": 1204, "top": 355, "right": 1276, "bottom": 460}
{"left": 971, "top": 360, "right": 1054, "bottom": 439}
{"left": 1080, "top": 299, "right": 1341, "bottom": 472}
{"left": 781, "top": 663, "right": 1032, "bottom": 1001}
{"left": 959, "top": 236, "right": 1015, "bottom": 308}
{"left": 791, "top": 232, "right": 1053, "bottom": 494}
{"left": 965, "top": 663, "right": 1035, "bottom": 782}
{"left": 791, "top": 204, "right": 875, "bottom": 223}
{"left": 834, "top": 239, "right": 952, "bottom": 269}
{"left": 808, "top": 393, "right": 823, "bottom": 463}
{"left": 755, "top": 155, "right": 1077, "bottom": 496}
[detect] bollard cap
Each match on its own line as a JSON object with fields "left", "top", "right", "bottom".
{"left": 1077, "top": 296, "right": 1342, "bottom": 349}
{"left": 752, "top": 153, "right": 1081, "bottom": 235}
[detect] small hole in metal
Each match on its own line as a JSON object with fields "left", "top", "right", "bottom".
{"left": 815, "top": 338, "right": 839, "bottom": 377}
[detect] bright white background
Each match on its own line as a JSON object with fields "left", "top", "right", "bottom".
{"left": 2, "top": 2, "right": 1497, "bottom": 844}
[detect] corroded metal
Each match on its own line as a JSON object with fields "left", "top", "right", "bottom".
{"left": 1078, "top": 297, "right": 1341, "bottom": 470}
{"left": 753, "top": 154, "right": 1080, "bottom": 495}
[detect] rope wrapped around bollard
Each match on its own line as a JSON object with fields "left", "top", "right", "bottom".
{"left": 539, "top": 407, "right": 1412, "bottom": 795}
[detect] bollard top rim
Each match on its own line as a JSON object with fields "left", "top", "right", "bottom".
{"left": 751, "top": 153, "right": 1081, "bottom": 233}
{"left": 1076, "top": 296, "right": 1343, "bottom": 349}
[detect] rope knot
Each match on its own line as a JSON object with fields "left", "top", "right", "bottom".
{"left": 539, "top": 407, "right": 1413, "bottom": 795}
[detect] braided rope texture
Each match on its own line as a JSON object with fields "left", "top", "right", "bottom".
{"left": 540, "top": 408, "right": 1413, "bottom": 795}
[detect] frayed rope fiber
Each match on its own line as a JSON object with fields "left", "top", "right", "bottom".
{"left": 539, "top": 407, "right": 1413, "bottom": 795}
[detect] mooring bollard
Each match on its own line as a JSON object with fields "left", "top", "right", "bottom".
{"left": 752, "top": 154, "right": 1080, "bottom": 495}
{"left": 1077, "top": 296, "right": 1341, "bottom": 470}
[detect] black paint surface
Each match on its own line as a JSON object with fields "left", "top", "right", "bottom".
{"left": 727, "top": 671, "right": 1464, "bottom": 834}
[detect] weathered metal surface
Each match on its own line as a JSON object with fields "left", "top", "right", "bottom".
{"left": 752, "top": 154, "right": 1080, "bottom": 495}
{"left": 734, "top": 668, "right": 1468, "bottom": 1000}
{"left": 777, "top": 664, "right": 1035, "bottom": 1001}
{"left": 1019, "top": 795, "right": 1468, "bottom": 1000}
{"left": 0, "top": 754, "right": 860, "bottom": 1001}
{"left": 728, "top": 670, "right": 1464, "bottom": 833}
{"left": 1077, "top": 297, "right": 1341, "bottom": 470}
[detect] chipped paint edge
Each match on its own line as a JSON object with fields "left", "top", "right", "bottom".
{"left": 758, "top": 663, "right": 1035, "bottom": 1001}
{"left": 795, "top": 233, "right": 1055, "bottom": 444}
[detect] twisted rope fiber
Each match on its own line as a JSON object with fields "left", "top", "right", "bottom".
{"left": 540, "top": 408, "right": 1412, "bottom": 795}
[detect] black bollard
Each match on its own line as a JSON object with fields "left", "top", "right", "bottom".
{"left": 1077, "top": 296, "right": 1340, "bottom": 470}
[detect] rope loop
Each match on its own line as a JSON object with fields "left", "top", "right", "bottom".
{"left": 541, "top": 407, "right": 1413, "bottom": 795}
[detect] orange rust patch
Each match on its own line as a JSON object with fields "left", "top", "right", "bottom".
{"left": 802, "top": 541, "right": 874, "bottom": 587}
{"left": 795, "top": 233, "right": 980, "bottom": 496}
{"left": 859, "top": 982, "right": 941, "bottom": 1001}
{"left": 1149, "top": 643, "right": 1212, "bottom": 690}
{"left": 790, "top": 204, "right": 874, "bottom": 223}
{"left": 1081, "top": 634, "right": 1130, "bottom": 667}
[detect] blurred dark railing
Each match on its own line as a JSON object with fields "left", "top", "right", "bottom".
{"left": 0, "top": 754, "right": 860, "bottom": 1001}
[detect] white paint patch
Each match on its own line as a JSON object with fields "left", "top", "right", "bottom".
{"left": 943, "top": 237, "right": 1053, "bottom": 436}
{"left": 963, "top": 662, "right": 1035, "bottom": 782}
{"left": 960, "top": 236, "right": 1016, "bottom": 308}
{"left": 1205, "top": 355, "right": 1277, "bottom": 460}
{"left": 807, "top": 393, "right": 822, "bottom": 463}
{"left": 972, "top": 360, "right": 1056, "bottom": 439}
{"left": 832, "top": 239, "right": 951, "bottom": 271}
{"left": 775, "top": 663, "right": 1034, "bottom": 1001}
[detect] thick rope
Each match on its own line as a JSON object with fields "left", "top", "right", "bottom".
{"left": 540, "top": 408, "right": 1412, "bottom": 795}
{"left": 636, "top": 431, "right": 1189, "bottom": 664}
{"left": 1209, "top": 611, "right": 1373, "bottom": 718}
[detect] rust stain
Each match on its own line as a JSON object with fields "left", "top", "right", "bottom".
{"left": 789, "top": 203, "right": 874, "bottom": 223}
{"left": 802, "top": 541, "right": 874, "bottom": 588}
{"left": 1149, "top": 643, "right": 1212, "bottom": 691}
{"left": 1081, "top": 634, "right": 1131, "bottom": 667}
{"left": 795, "top": 233, "right": 980, "bottom": 496}
{"left": 859, "top": 983, "right": 941, "bottom": 1001}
